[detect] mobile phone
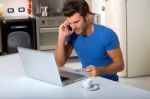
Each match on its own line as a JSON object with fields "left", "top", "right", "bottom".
{"left": 68, "top": 25, "right": 72, "bottom": 31}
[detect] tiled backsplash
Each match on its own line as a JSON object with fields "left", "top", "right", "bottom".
{"left": 0, "top": 0, "right": 28, "bottom": 16}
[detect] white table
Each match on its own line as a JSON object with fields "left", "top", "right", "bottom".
{"left": 0, "top": 54, "right": 150, "bottom": 99}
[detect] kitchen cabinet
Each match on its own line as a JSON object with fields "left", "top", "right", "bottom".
{"left": 104, "top": 0, "right": 150, "bottom": 77}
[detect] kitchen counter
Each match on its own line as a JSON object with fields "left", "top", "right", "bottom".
{"left": 0, "top": 53, "right": 150, "bottom": 99}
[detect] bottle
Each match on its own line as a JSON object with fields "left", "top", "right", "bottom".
{"left": 41, "top": 6, "right": 48, "bottom": 16}
{"left": 0, "top": 3, "right": 3, "bottom": 16}
{"left": 27, "top": 0, "right": 32, "bottom": 16}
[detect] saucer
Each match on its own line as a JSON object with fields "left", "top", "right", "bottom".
{"left": 81, "top": 84, "right": 99, "bottom": 91}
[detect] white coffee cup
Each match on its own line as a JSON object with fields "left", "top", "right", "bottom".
{"left": 83, "top": 78, "right": 92, "bottom": 89}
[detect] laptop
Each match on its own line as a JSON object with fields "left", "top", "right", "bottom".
{"left": 17, "top": 47, "right": 86, "bottom": 86}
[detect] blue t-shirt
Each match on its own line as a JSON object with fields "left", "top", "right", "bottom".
{"left": 66, "top": 24, "right": 120, "bottom": 81}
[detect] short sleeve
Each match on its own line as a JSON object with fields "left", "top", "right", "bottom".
{"left": 65, "top": 32, "right": 78, "bottom": 43}
{"left": 105, "top": 30, "right": 120, "bottom": 51}
{"left": 65, "top": 35, "right": 72, "bottom": 43}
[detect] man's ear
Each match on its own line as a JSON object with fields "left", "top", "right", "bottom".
{"left": 85, "top": 14, "right": 90, "bottom": 22}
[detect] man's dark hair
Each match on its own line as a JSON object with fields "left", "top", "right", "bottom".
{"left": 62, "top": 0, "right": 91, "bottom": 17}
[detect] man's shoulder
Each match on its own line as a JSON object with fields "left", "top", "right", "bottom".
{"left": 94, "top": 24, "right": 115, "bottom": 35}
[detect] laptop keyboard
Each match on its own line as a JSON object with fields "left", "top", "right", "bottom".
{"left": 60, "top": 76, "right": 70, "bottom": 81}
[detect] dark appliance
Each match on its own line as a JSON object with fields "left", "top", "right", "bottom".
{"left": 1, "top": 18, "right": 37, "bottom": 54}
{"left": 0, "top": 19, "right": 2, "bottom": 55}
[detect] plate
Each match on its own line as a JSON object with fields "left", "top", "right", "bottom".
{"left": 81, "top": 84, "right": 99, "bottom": 91}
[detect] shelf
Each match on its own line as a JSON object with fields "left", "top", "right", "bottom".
{"left": 39, "top": 45, "right": 77, "bottom": 57}
{"left": 39, "top": 27, "right": 59, "bottom": 33}
{"left": 40, "top": 45, "right": 55, "bottom": 51}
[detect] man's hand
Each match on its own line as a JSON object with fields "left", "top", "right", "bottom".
{"left": 84, "top": 65, "right": 102, "bottom": 77}
{"left": 58, "top": 21, "right": 74, "bottom": 40}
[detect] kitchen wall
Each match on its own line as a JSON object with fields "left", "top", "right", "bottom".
{"left": 0, "top": 0, "right": 100, "bottom": 17}
{"left": 104, "top": 0, "right": 127, "bottom": 76}
{"left": 102, "top": 0, "right": 150, "bottom": 77}
{"left": 0, "top": 0, "right": 28, "bottom": 16}
{"left": 86, "top": 0, "right": 105, "bottom": 25}
{"left": 86, "top": 0, "right": 101, "bottom": 15}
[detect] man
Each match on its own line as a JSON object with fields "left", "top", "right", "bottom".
{"left": 55, "top": 0, "right": 124, "bottom": 81}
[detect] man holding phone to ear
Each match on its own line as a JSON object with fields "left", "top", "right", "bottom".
{"left": 55, "top": 0, "right": 124, "bottom": 81}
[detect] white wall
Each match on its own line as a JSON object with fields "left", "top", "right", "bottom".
{"left": 104, "top": 0, "right": 150, "bottom": 77}
{"left": 104, "top": 0, "right": 127, "bottom": 77}
{"left": 0, "top": 0, "right": 28, "bottom": 16}
{"left": 87, "top": 0, "right": 105, "bottom": 25}
{"left": 126, "top": 0, "right": 150, "bottom": 77}
{"left": 85, "top": 0, "right": 91, "bottom": 10}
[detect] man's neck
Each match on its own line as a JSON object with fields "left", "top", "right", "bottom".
{"left": 82, "top": 22, "right": 94, "bottom": 36}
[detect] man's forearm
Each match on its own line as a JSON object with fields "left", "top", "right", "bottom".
{"left": 98, "top": 61, "right": 124, "bottom": 75}
{"left": 55, "top": 39, "right": 67, "bottom": 67}
{"left": 99, "top": 48, "right": 124, "bottom": 75}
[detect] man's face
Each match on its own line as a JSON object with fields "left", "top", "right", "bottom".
{"left": 66, "top": 13, "right": 88, "bottom": 34}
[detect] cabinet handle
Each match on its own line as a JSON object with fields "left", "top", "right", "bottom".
{"left": 40, "top": 27, "right": 59, "bottom": 33}
{"left": 11, "top": 26, "right": 27, "bottom": 29}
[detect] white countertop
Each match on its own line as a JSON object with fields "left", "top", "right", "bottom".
{"left": 0, "top": 54, "right": 150, "bottom": 99}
